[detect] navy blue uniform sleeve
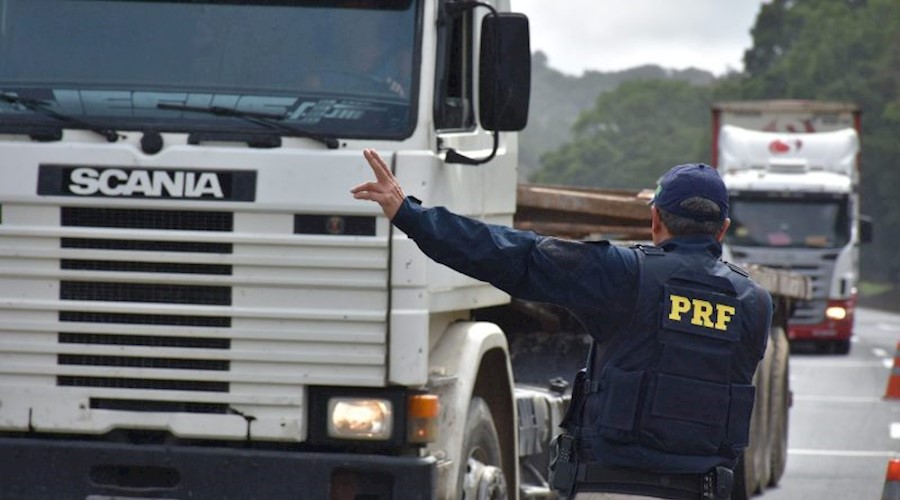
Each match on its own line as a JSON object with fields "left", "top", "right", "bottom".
{"left": 392, "top": 197, "right": 638, "bottom": 310}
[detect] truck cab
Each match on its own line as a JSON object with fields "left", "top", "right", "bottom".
{"left": 0, "top": 1, "right": 559, "bottom": 499}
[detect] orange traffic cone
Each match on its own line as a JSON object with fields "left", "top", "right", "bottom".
{"left": 885, "top": 343, "right": 900, "bottom": 400}
{"left": 882, "top": 458, "right": 900, "bottom": 500}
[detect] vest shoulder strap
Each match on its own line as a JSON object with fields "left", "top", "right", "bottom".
{"left": 724, "top": 260, "right": 750, "bottom": 277}
{"left": 632, "top": 244, "right": 666, "bottom": 256}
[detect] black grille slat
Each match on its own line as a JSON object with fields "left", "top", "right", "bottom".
{"left": 59, "top": 354, "right": 228, "bottom": 371}
{"left": 60, "top": 332, "right": 230, "bottom": 349}
{"left": 90, "top": 398, "right": 230, "bottom": 414}
{"left": 62, "top": 259, "right": 231, "bottom": 275}
{"left": 62, "top": 238, "right": 232, "bottom": 254}
{"left": 62, "top": 207, "right": 232, "bottom": 231}
{"left": 60, "top": 282, "right": 231, "bottom": 306}
{"left": 60, "top": 311, "right": 230, "bottom": 327}
{"left": 58, "top": 376, "right": 228, "bottom": 392}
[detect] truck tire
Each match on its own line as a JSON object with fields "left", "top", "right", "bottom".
{"left": 459, "top": 397, "right": 508, "bottom": 500}
{"left": 833, "top": 339, "right": 851, "bottom": 355}
{"left": 733, "top": 410, "right": 760, "bottom": 500}
{"left": 734, "top": 338, "right": 774, "bottom": 499}
{"left": 754, "top": 339, "right": 774, "bottom": 490}
{"left": 733, "top": 452, "right": 754, "bottom": 500}
{"left": 768, "top": 326, "right": 790, "bottom": 487}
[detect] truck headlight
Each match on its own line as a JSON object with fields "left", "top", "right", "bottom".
{"left": 327, "top": 398, "right": 393, "bottom": 440}
{"left": 825, "top": 306, "right": 847, "bottom": 320}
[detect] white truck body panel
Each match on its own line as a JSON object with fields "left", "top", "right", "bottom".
{"left": 718, "top": 125, "right": 859, "bottom": 190}
{"left": 712, "top": 100, "right": 857, "bottom": 134}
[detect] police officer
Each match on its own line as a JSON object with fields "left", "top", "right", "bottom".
{"left": 352, "top": 149, "right": 773, "bottom": 500}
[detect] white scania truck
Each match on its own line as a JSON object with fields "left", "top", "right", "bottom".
{"left": 0, "top": 1, "right": 571, "bottom": 498}
{"left": 712, "top": 100, "right": 872, "bottom": 355}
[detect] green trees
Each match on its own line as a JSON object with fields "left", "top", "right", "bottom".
{"left": 529, "top": 0, "right": 900, "bottom": 281}
{"left": 533, "top": 79, "right": 711, "bottom": 189}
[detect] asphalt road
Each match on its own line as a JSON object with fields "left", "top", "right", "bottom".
{"left": 762, "top": 307, "right": 900, "bottom": 500}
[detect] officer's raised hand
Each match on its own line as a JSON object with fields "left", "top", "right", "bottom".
{"left": 351, "top": 149, "right": 406, "bottom": 220}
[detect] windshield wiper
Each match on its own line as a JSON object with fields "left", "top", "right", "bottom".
{"left": 157, "top": 103, "right": 340, "bottom": 149}
{"left": 0, "top": 93, "right": 121, "bottom": 142}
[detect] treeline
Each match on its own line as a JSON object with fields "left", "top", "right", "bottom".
{"left": 523, "top": 0, "right": 900, "bottom": 283}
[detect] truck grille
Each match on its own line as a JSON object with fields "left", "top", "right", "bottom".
{"left": 0, "top": 198, "right": 389, "bottom": 441}
{"left": 731, "top": 249, "right": 833, "bottom": 324}
{"left": 57, "top": 207, "right": 234, "bottom": 413}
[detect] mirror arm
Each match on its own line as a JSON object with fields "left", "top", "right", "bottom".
{"left": 444, "top": 132, "right": 499, "bottom": 166}
{"left": 443, "top": 0, "right": 497, "bottom": 17}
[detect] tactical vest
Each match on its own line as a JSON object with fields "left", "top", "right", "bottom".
{"left": 578, "top": 244, "right": 765, "bottom": 471}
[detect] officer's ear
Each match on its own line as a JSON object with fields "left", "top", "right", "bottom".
{"left": 715, "top": 218, "right": 731, "bottom": 242}
{"left": 650, "top": 206, "right": 668, "bottom": 244}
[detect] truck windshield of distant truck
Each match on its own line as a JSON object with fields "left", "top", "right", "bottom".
{"left": 0, "top": 0, "right": 418, "bottom": 140}
{"left": 728, "top": 194, "right": 850, "bottom": 249}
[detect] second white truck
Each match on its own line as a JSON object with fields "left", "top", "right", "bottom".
{"left": 712, "top": 100, "right": 872, "bottom": 355}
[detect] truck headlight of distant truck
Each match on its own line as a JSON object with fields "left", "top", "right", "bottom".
{"left": 825, "top": 305, "right": 848, "bottom": 320}
{"left": 328, "top": 398, "right": 393, "bottom": 440}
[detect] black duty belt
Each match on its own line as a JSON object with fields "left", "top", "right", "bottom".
{"left": 576, "top": 463, "right": 718, "bottom": 500}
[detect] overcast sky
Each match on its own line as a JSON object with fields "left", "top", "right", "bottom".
{"left": 509, "top": 0, "right": 768, "bottom": 76}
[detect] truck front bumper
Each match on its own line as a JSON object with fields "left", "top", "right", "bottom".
{"left": 789, "top": 317, "right": 853, "bottom": 341}
{"left": 789, "top": 298, "right": 856, "bottom": 342}
{"left": 0, "top": 436, "right": 436, "bottom": 499}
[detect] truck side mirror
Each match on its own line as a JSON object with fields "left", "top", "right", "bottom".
{"left": 444, "top": 9, "right": 531, "bottom": 165}
{"left": 479, "top": 13, "right": 530, "bottom": 132}
{"left": 859, "top": 214, "right": 873, "bottom": 243}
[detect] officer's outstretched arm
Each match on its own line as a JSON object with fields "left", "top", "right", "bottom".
{"left": 351, "top": 148, "right": 405, "bottom": 220}
{"left": 350, "top": 148, "right": 622, "bottom": 309}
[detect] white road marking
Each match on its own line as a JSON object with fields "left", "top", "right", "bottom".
{"left": 791, "top": 361, "right": 888, "bottom": 368}
{"left": 874, "top": 347, "right": 889, "bottom": 357}
{"left": 793, "top": 395, "right": 883, "bottom": 403}
{"left": 877, "top": 323, "right": 900, "bottom": 332}
{"left": 789, "top": 449, "right": 898, "bottom": 458}
{"left": 892, "top": 423, "right": 900, "bottom": 440}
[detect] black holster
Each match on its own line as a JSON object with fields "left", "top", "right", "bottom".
{"left": 560, "top": 368, "right": 587, "bottom": 430}
{"left": 550, "top": 368, "right": 587, "bottom": 498}
{"left": 702, "top": 466, "right": 734, "bottom": 500}
{"left": 548, "top": 432, "right": 578, "bottom": 498}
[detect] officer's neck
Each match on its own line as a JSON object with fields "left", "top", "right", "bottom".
{"left": 650, "top": 207, "right": 671, "bottom": 245}
{"left": 650, "top": 208, "right": 731, "bottom": 245}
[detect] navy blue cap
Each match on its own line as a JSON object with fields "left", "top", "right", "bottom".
{"left": 650, "top": 163, "right": 728, "bottom": 222}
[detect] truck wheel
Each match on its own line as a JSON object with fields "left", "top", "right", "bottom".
{"left": 815, "top": 341, "right": 832, "bottom": 354}
{"left": 754, "top": 339, "right": 774, "bottom": 490}
{"left": 833, "top": 339, "right": 851, "bottom": 355}
{"left": 733, "top": 410, "right": 760, "bottom": 500}
{"left": 735, "top": 339, "right": 773, "bottom": 499}
{"left": 768, "top": 326, "right": 790, "bottom": 487}
{"left": 460, "top": 397, "right": 508, "bottom": 500}
{"left": 733, "top": 452, "right": 755, "bottom": 500}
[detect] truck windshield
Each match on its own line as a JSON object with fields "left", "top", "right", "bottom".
{"left": 0, "top": 0, "right": 419, "bottom": 140}
{"left": 727, "top": 196, "right": 851, "bottom": 249}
